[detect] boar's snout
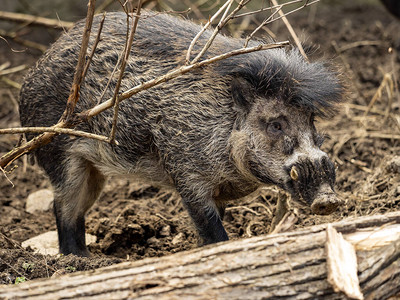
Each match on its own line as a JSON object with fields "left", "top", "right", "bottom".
{"left": 310, "top": 183, "right": 342, "bottom": 215}
{"left": 288, "top": 156, "right": 341, "bottom": 215}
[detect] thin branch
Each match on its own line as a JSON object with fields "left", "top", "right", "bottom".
{"left": 185, "top": 0, "right": 234, "bottom": 64}
{"left": 365, "top": 132, "right": 400, "bottom": 140}
{"left": 234, "top": 0, "right": 312, "bottom": 18}
{"left": 0, "top": 0, "right": 97, "bottom": 170}
{"left": 338, "top": 40, "right": 383, "bottom": 52}
{"left": 0, "top": 29, "right": 47, "bottom": 52}
{"left": 0, "top": 5, "right": 291, "bottom": 170}
{"left": 0, "top": 64, "right": 26, "bottom": 76}
{"left": 267, "top": 1, "right": 318, "bottom": 25}
{"left": 0, "top": 127, "right": 116, "bottom": 144}
{"left": 84, "top": 41, "right": 289, "bottom": 119}
{"left": 1, "top": 77, "right": 22, "bottom": 89}
{"left": 189, "top": 0, "right": 252, "bottom": 64}
{"left": 270, "top": 0, "right": 309, "bottom": 61}
{"left": 195, "top": 0, "right": 251, "bottom": 63}
{"left": 60, "top": 0, "right": 96, "bottom": 122}
{"left": 244, "top": 6, "right": 281, "bottom": 47}
{"left": 0, "top": 11, "right": 73, "bottom": 29}
{"left": 0, "top": 166, "right": 14, "bottom": 187}
{"left": 362, "top": 73, "right": 392, "bottom": 119}
{"left": 0, "top": 62, "right": 10, "bottom": 70}
{"left": 109, "top": 0, "right": 143, "bottom": 144}
{"left": 82, "top": 12, "right": 106, "bottom": 80}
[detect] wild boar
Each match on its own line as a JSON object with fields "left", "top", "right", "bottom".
{"left": 19, "top": 10, "right": 343, "bottom": 256}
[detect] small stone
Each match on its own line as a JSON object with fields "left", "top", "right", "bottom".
{"left": 172, "top": 232, "right": 185, "bottom": 245}
{"left": 21, "top": 231, "right": 96, "bottom": 256}
{"left": 160, "top": 225, "right": 171, "bottom": 237}
{"left": 25, "top": 189, "right": 54, "bottom": 214}
{"left": 396, "top": 186, "right": 400, "bottom": 196}
{"left": 147, "top": 236, "right": 160, "bottom": 246}
{"left": 386, "top": 156, "right": 400, "bottom": 173}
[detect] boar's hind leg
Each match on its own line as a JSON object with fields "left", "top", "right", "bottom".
{"left": 178, "top": 187, "right": 228, "bottom": 245}
{"left": 53, "top": 156, "right": 105, "bottom": 256}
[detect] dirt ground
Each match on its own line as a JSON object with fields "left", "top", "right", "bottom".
{"left": 0, "top": 0, "right": 399, "bottom": 288}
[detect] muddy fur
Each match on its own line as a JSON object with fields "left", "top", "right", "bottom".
{"left": 19, "top": 11, "right": 343, "bottom": 256}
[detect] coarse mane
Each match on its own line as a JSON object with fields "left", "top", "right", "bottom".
{"left": 222, "top": 48, "right": 344, "bottom": 118}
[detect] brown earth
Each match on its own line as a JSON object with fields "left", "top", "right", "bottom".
{"left": 0, "top": 0, "right": 399, "bottom": 287}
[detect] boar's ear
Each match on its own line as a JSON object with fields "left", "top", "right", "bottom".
{"left": 231, "top": 77, "right": 254, "bottom": 112}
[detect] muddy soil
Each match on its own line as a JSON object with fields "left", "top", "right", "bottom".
{"left": 1, "top": 0, "right": 399, "bottom": 286}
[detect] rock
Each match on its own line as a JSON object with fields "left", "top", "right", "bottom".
{"left": 159, "top": 225, "right": 171, "bottom": 237}
{"left": 21, "top": 231, "right": 96, "bottom": 256}
{"left": 172, "top": 232, "right": 185, "bottom": 245}
{"left": 396, "top": 186, "right": 400, "bottom": 196}
{"left": 25, "top": 189, "right": 54, "bottom": 214}
{"left": 386, "top": 156, "right": 400, "bottom": 173}
{"left": 147, "top": 237, "right": 160, "bottom": 246}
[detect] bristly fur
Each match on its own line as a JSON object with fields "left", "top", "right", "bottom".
{"left": 19, "top": 10, "right": 343, "bottom": 256}
{"left": 219, "top": 48, "right": 344, "bottom": 118}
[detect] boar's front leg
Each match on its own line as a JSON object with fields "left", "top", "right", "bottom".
{"left": 177, "top": 185, "right": 229, "bottom": 245}
{"left": 53, "top": 155, "right": 105, "bottom": 256}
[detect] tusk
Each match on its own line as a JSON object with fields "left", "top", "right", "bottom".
{"left": 290, "top": 166, "right": 298, "bottom": 181}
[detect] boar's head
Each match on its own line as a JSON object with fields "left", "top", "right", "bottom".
{"left": 228, "top": 49, "right": 344, "bottom": 215}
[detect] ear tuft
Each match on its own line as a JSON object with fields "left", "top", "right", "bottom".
{"left": 231, "top": 77, "right": 254, "bottom": 111}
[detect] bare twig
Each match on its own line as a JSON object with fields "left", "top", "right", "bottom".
{"left": 82, "top": 12, "right": 106, "bottom": 80}
{"left": 226, "top": 205, "right": 261, "bottom": 216}
{"left": 242, "top": 0, "right": 318, "bottom": 50}
{"left": 0, "top": 62, "right": 11, "bottom": 70}
{"left": 109, "top": 0, "right": 143, "bottom": 144}
{"left": 338, "top": 40, "right": 383, "bottom": 52}
{"left": 1, "top": 77, "right": 22, "bottom": 89}
{"left": 61, "top": 0, "right": 96, "bottom": 122}
{"left": 0, "top": 64, "right": 26, "bottom": 76}
{"left": 185, "top": 0, "right": 234, "bottom": 64}
{"left": 344, "top": 103, "right": 386, "bottom": 116}
{"left": 271, "top": 0, "right": 308, "bottom": 61}
{"left": 0, "top": 166, "right": 14, "bottom": 187}
{"left": 0, "top": 29, "right": 47, "bottom": 52}
{"left": 251, "top": 0, "right": 318, "bottom": 28}
{"left": 0, "top": 0, "right": 97, "bottom": 170}
{"left": 364, "top": 132, "right": 400, "bottom": 140}
{"left": 1, "top": 2, "right": 296, "bottom": 171}
{"left": 244, "top": 6, "right": 281, "bottom": 47}
{"left": 0, "top": 127, "right": 116, "bottom": 144}
{"left": 0, "top": 11, "right": 73, "bottom": 29}
{"left": 183, "top": 0, "right": 205, "bottom": 20}
{"left": 189, "top": 0, "right": 251, "bottom": 64}
{"left": 362, "top": 73, "right": 392, "bottom": 119}
{"left": 85, "top": 41, "right": 289, "bottom": 119}
{"left": 234, "top": 0, "right": 314, "bottom": 18}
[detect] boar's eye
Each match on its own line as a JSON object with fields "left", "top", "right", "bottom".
{"left": 267, "top": 121, "right": 284, "bottom": 136}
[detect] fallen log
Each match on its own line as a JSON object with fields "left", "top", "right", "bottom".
{"left": 1, "top": 211, "right": 399, "bottom": 300}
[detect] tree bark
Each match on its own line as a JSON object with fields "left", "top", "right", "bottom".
{"left": 1, "top": 211, "right": 399, "bottom": 300}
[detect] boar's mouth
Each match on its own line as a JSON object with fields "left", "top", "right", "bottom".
{"left": 248, "top": 157, "right": 341, "bottom": 215}
{"left": 284, "top": 157, "right": 342, "bottom": 215}
{"left": 310, "top": 184, "right": 342, "bottom": 215}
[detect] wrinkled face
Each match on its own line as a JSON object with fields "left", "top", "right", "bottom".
{"left": 238, "top": 97, "right": 340, "bottom": 215}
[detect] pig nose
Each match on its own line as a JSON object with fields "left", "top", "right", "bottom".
{"left": 287, "top": 156, "right": 340, "bottom": 215}
{"left": 311, "top": 183, "right": 343, "bottom": 215}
